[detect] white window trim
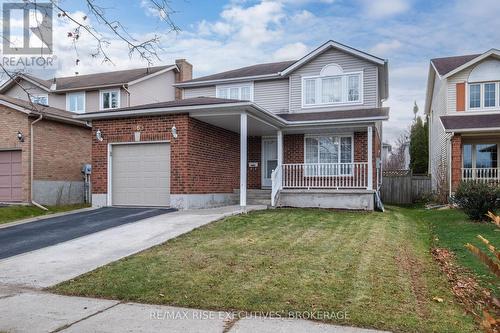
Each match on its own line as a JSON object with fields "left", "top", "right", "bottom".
{"left": 303, "top": 134, "right": 355, "bottom": 176}
{"left": 30, "top": 93, "right": 49, "bottom": 105}
{"left": 66, "top": 91, "right": 86, "bottom": 113}
{"left": 215, "top": 82, "right": 254, "bottom": 101}
{"left": 100, "top": 89, "right": 121, "bottom": 111}
{"left": 466, "top": 81, "right": 500, "bottom": 112}
{"left": 301, "top": 71, "right": 364, "bottom": 109}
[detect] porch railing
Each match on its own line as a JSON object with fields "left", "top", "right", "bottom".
{"left": 462, "top": 168, "right": 500, "bottom": 184}
{"left": 271, "top": 166, "right": 282, "bottom": 207}
{"left": 282, "top": 163, "right": 369, "bottom": 189}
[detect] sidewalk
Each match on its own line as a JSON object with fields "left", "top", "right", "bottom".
{"left": 0, "top": 287, "right": 390, "bottom": 333}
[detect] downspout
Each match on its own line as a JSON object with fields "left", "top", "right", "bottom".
{"left": 448, "top": 132, "right": 454, "bottom": 199}
{"left": 31, "top": 114, "right": 48, "bottom": 210}
{"left": 122, "top": 84, "right": 131, "bottom": 107}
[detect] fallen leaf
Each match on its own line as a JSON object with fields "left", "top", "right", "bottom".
{"left": 433, "top": 296, "right": 444, "bottom": 303}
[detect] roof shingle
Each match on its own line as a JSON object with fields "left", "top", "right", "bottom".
{"left": 431, "top": 54, "right": 481, "bottom": 76}
{"left": 440, "top": 114, "right": 500, "bottom": 131}
{"left": 183, "top": 60, "right": 296, "bottom": 84}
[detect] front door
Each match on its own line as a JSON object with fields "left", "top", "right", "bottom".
{"left": 262, "top": 138, "right": 278, "bottom": 188}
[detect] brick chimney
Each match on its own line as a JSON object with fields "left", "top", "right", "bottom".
{"left": 175, "top": 59, "right": 193, "bottom": 100}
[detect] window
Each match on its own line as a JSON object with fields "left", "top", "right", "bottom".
{"left": 468, "top": 82, "right": 500, "bottom": 110}
{"left": 484, "top": 83, "right": 496, "bottom": 107}
{"left": 216, "top": 83, "right": 253, "bottom": 101}
{"left": 30, "top": 94, "right": 48, "bottom": 106}
{"left": 463, "top": 143, "right": 498, "bottom": 169}
{"left": 469, "top": 84, "right": 481, "bottom": 109}
{"left": 100, "top": 90, "right": 120, "bottom": 110}
{"left": 66, "top": 92, "right": 85, "bottom": 113}
{"left": 305, "top": 135, "right": 353, "bottom": 175}
{"left": 303, "top": 72, "right": 362, "bottom": 107}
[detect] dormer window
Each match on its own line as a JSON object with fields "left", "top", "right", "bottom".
{"left": 302, "top": 64, "right": 363, "bottom": 108}
{"left": 216, "top": 83, "right": 253, "bottom": 101}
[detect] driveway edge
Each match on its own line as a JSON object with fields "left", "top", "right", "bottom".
{"left": 0, "top": 207, "right": 98, "bottom": 230}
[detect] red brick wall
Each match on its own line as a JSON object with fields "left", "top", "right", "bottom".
{"left": 91, "top": 114, "right": 239, "bottom": 195}
{"left": 247, "top": 136, "right": 261, "bottom": 189}
{"left": 451, "top": 134, "right": 462, "bottom": 191}
{"left": 33, "top": 120, "right": 91, "bottom": 181}
{"left": 187, "top": 117, "right": 239, "bottom": 193}
{"left": 0, "top": 106, "right": 31, "bottom": 202}
{"left": 284, "top": 134, "right": 304, "bottom": 163}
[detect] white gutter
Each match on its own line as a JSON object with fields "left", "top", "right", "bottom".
{"left": 30, "top": 114, "right": 48, "bottom": 210}
{"left": 444, "top": 127, "right": 500, "bottom": 133}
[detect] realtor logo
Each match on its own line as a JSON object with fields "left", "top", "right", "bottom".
{"left": 2, "top": 2, "right": 53, "bottom": 55}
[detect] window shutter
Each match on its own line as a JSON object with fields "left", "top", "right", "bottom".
{"left": 456, "top": 82, "right": 465, "bottom": 112}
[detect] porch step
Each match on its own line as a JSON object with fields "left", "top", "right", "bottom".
{"left": 233, "top": 189, "right": 272, "bottom": 205}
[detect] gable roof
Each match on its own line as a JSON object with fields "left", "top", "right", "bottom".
{"left": 279, "top": 40, "right": 386, "bottom": 76}
{"left": 0, "top": 94, "right": 87, "bottom": 126}
{"left": 181, "top": 61, "right": 295, "bottom": 84}
{"left": 431, "top": 54, "right": 481, "bottom": 77}
{"left": 176, "top": 40, "right": 388, "bottom": 101}
{"left": 0, "top": 65, "right": 178, "bottom": 93}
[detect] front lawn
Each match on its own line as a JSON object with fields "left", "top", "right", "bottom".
{"left": 420, "top": 208, "right": 500, "bottom": 294}
{"left": 0, "top": 204, "right": 90, "bottom": 225}
{"left": 52, "top": 207, "right": 478, "bottom": 333}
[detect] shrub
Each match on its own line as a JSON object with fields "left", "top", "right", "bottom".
{"left": 453, "top": 182, "right": 500, "bottom": 221}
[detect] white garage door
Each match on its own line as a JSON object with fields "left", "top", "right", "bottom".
{"left": 111, "top": 143, "right": 170, "bottom": 207}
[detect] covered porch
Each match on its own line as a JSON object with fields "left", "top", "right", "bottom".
{"left": 192, "top": 106, "right": 383, "bottom": 210}
{"left": 442, "top": 113, "right": 500, "bottom": 190}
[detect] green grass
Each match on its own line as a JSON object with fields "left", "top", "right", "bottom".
{"left": 51, "top": 207, "right": 479, "bottom": 333}
{"left": 0, "top": 204, "right": 90, "bottom": 225}
{"left": 416, "top": 208, "right": 500, "bottom": 295}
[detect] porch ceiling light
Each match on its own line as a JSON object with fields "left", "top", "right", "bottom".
{"left": 96, "top": 129, "right": 104, "bottom": 142}
{"left": 17, "top": 131, "right": 24, "bottom": 142}
{"left": 171, "top": 125, "right": 178, "bottom": 139}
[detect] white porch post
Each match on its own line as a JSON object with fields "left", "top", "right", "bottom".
{"left": 367, "top": 126, "right": 373, "bottom": 190}
{"left": 277, "top": 130, "right": 283, "bottom": 166}
{"left": 240, "top": 113, "right": 248, "bottom": 207}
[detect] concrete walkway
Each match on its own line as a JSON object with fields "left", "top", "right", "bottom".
{"left": 0, "top": 287, "right": 390, "bottom": 333}
{"left": 0, "top": 205, "right": 266, "bottom": 288}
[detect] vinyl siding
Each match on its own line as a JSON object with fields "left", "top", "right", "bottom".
{"left": 128, "top": 71, "right": 176, "bottom": 106}
{"left": 447, "top": 67, "right": 472, "bottom": 114}
{"left": 428, "top": 74, "right": 450, "bottom": 189}
{"left": 289, "top": 48, "right": 379, "bottom": 113}
{"left": 183, "top": 86, "right": 216, "bottom": 99}
{"left": 253, "top": 79, "right": 289, "bottom": 113}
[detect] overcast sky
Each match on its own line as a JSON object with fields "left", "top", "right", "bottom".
{"left": 5, "top": 0, "right": 500, "bottom": 143}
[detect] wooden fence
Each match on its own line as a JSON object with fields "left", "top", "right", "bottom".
{"left": 380, "top": 170, "right": 432, "bottom": 204}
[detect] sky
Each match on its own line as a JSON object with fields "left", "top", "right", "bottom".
{"left": 3, "top": 0, "right": 500, "bottom": 143}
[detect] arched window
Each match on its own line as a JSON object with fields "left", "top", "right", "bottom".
{"left": 467, "top": 59, "right": 500, "bottom": 110}
{"left": 302, "top": 63, "right": 363, "bottom": 107}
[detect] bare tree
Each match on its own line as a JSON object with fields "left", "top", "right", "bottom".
{"left": 385, "top": 131, "right": 410, "bottom": 171}
{"left": 0, "top": 0, "right": 179, "bottom": 111}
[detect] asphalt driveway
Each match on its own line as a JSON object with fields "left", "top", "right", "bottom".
{"left": 0, "top": 207, "right": 174, "bottom": 259}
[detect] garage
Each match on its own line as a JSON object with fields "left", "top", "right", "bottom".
{"left": 111, "top": 143, "right": 170, "bottom": 207}
{"left": 0, "top": 150, "right": 22, "bottom": 202}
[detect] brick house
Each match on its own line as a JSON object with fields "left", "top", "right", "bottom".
{"left": 0, "top": 95, "right": 91, "bottom": 205}
{"left": 0, "top": 62, "right": 191, "bottom": 205}
{"left": 426, "top": 49, "right": 500, "bottom": 194}
{"left": 78, "top": 40, "right": 389, "bottom": 210}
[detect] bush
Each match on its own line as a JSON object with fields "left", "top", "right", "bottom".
{"left": 453, "top": 182, "right": 500, "bottom": 221}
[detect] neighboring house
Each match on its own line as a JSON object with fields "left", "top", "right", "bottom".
{"left": 0, "top": 95, "right": 91, "bottom": 205}
{"left": 77, "top": 40, "right": 389, "bottom": 211}
{"left": 0, "top": 60, "right": 191, "bottom": 206}
{"left": 426, "top": 49, "right": 500, "bottom": 194}
{"left": 0, "top": 59, "right": 192, "bottom": 113}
